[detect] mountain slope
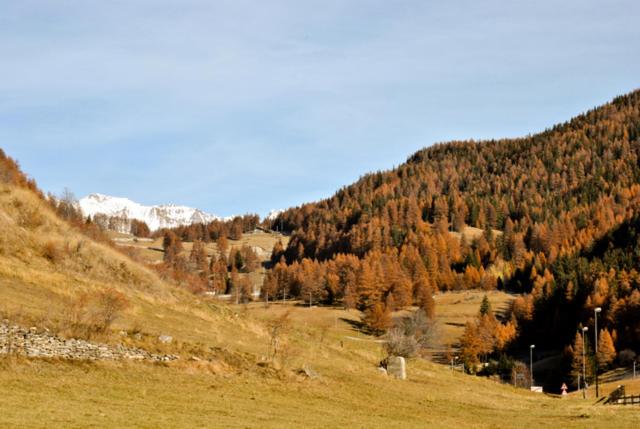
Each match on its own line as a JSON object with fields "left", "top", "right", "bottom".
{"left": 0, "top": 182, "right": 264, "bottom": 354}
{"left": 276, "top": 89, "right": 640, "bottom": 264}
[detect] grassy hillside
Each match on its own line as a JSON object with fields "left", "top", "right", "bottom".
{"left": 0, "top": 183, "right": 267, "bottom": 354}
{"left": 2, "top": 347, "right": 638, "bottom": 428}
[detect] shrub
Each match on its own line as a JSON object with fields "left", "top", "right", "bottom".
{"left": 267, "top": 311, "right": 291, "bottom": 363}
{"left": 42, "top": 240, "right": 63, "bottom": 263}
{"left": 61, "top": 287, "right": 130, "bottom": 338}
{"left": 14, "top": 200, "right": 44, "bottom": 228}
{"left": 91, "top": 288, "right": 129, "bottom": 332}
{"left": 384, "top": 309, "right": 439, "bottom": 358}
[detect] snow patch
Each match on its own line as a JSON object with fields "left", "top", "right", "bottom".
{"left": 266, "top": 209, "right": 285, "bottom": 221}
{"left": 79, "top": 193, "right": 226, "bottom": 231}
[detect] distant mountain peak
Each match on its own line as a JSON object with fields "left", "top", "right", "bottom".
{"left": 79, "top": 193, "right": 225, "bottom": 231}
{"left": 266, "top": 209, "right": 285, "bottom": 221}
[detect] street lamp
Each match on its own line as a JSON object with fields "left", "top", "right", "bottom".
{"left": 530, "top": 344, "right": 535, "bottom": 388}
{"left": 581, "top": 326, "right": 589, "bottom": 399}
{"left": 594, "top": 307, "right": 602, "bottom": 398}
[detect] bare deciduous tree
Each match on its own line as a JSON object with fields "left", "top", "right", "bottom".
{"left": 384, "top": 309, "right": 439, "bottom": 358}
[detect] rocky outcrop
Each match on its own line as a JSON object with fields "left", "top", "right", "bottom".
{"left": 0, "top": 323, "right": 178, "bottom": 362}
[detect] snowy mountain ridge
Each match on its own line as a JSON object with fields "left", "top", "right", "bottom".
{"left": 79, "top": 193, "right": 227, "bottom": 231}
{"left": 266, "top": 209, "right": 285, "bottom": 221}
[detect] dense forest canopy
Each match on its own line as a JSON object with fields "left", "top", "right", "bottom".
{"left": 276, "top": 90, "right": 640, "bottom": 263}
{"left": 262, "top": 90, "right": 640, "bottom": 374}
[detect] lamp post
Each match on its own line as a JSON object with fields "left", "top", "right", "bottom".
{"left": 594, "top": 307, "right": 602, "bottom": 398}
{"left": 530, "top": 344, "right": 535, "bottom": 388}
{"left": 581, "top": 326, "right": 588, "bottom": 399}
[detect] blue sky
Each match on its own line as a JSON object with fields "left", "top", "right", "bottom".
{"left": 1, "top": 0, "right": 639, "bottom": 217}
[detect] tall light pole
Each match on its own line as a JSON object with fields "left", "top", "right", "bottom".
{"left": 530, "top": 344, "right": 535, "bottom": 388}
{"left": 594, "top": 307, "right": 602, "bottom": 398}
{"left": 581, "top": 326, "right": 589, "bottom": 399}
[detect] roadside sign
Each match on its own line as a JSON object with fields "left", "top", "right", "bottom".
{"left": 561, "top": 383, "right": 568, "bottom": 396}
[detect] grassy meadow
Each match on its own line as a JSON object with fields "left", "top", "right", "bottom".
{"left": 2, "top": 347, "right": 639, "bottom": 428}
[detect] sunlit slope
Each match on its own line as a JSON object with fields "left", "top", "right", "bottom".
{"left": 0, "top": 356, "right": 637, "bottom": 429}
{"left": 0, "top": 184, "right": 263, "bottom": 351}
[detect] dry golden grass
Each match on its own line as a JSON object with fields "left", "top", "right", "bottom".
{"left": 1, "top": 350, "right": 638, "bottom": 429}
{"left": 574, "top": 369, "right": 640, "bottom": 399}
{"left": 450, "top": 226, "right": 502, "bottom": 242}
{"left": 433, "top": 290, "right": 515, "bottom": 347}
{"left": 0, "top": 185, "right": 266, "bottom": 354}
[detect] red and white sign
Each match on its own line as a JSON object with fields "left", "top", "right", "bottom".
{"left": 561, "top": 383, "right": 568, "bottom": 396}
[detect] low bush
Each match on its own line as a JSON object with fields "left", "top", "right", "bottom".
{"left": 42, "top": 241, "right": 63, "bottom": 264}
{"left": 61, "top": 288, "right": 130, "bottom": 339}
{"left": 384, "top": 310, "right": 439, "bottom": 358}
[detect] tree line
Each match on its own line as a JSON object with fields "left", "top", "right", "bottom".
{"left": 265, "top": 90, "right": 640, "bottom": 371}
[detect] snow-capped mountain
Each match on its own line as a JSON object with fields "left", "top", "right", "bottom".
{"left": 266, "top": 209, "right": 285, "bottom": 221}
{"left": 79, "top": 193, "right": 224, "bottom": 231}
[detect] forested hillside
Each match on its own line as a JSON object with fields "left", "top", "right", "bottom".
{"left": 267, "top": 90, "right": 640, "bottom": 366}
{"left": 0, "top": 149, "right": 41, "bottom": 195}
{"left": 277, "top": 90, "right": 640, "bottom": 263}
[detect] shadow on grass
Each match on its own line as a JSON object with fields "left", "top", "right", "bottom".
{"left": 339, "top": 317, "right": 380, "bottom": 335}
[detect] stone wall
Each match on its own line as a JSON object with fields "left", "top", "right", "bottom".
{"left": 0, "top": 323, "right": 178, "bottom": 362}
